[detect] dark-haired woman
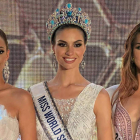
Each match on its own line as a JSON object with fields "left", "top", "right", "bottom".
{"left": 29, "top": 3, "right": 113, "bottom": 140}
{"left": 0, "top": 29, "right": 37, "bottom": 140}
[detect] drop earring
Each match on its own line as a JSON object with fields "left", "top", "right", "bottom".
{"left": 3, "top": 61, "right": 10, "bottom": 83}
{"left": 52, "top": 53, "right": 57, "bottom": 68}
{"left": 80, "top": 58, "right": 86, "bottom": 69}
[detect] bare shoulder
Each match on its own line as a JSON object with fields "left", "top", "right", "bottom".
{"left": 97, "top": 88, "right": 110, "bottom": 101}
{"left": 94, "top": 88, "right": 111, "bottom": 114}
{"left": 9, "top": 85, "right": 30, "bottom": 96}
{"left": 7, "top": 85, "right": 32, "bottom": 106}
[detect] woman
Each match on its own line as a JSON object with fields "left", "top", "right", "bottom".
{"left": 0, "top": 29, "right": 37, "bottom": 140}
{"left": 29, "top": 3, "right": 113, "bottom": 140}
{"left": 106, "top": 23, "right": 140, "bottom": 140}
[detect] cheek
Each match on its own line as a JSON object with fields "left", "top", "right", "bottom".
{"left": 0, "top": 55, "right": 7, "bottom": 64}
{"left": 133, "top": 51, "right": 140, "bottom": 66}
{"left": 0, "top": 60, "right": 6, "bottom": 71}
{"left": 54, "top": 47, "right": 64, "bottom": 59}
{"left": 76, "top": 49, "right": 85, "bottom": 57}
{"left": 133, "top": 51, "right": 140, "bottom": 59}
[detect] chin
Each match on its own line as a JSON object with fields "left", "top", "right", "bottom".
{"left": 59, "top": 65, "right": 76, "bottom": 70}
{"left": 64, "top": 66, "right": 71, "bottom": 69}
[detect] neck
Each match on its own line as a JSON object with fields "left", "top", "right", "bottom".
{"left": 52, "top": 67, "right": 86, "bottom": 87}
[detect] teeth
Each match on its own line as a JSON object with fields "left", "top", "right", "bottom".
{"left": 65, "top": 58, "right": 75, "bottom": 61}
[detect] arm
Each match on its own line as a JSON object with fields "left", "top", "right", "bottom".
{"left": 18, "top": 90, "right": 37, "bottom": 140}
{"left": 94, "top": 88, "right": 114, "bottom": 140}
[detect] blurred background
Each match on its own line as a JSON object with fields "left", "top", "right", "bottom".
{"left": 0, "top": 0, "right": 139, "bottom": 89}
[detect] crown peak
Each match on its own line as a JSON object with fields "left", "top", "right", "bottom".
{"left": 46, "top": 3, "right": 91, "bottom": 41}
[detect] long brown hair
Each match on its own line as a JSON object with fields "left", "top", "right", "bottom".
{"left": 112, "top": 23, "right": 140, "bottom": 106}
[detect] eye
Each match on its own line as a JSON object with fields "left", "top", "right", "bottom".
{"left": 58, "top": 43, "right": 66, "bottom": 47}
{"left": 136, "top": 46, "right": 140, "bottom": 50}
{"left": 0, "top": 50, "right": 4, "bottom": 54}
{"left": 75, "top": 43, "right": 82, "bottom": 47}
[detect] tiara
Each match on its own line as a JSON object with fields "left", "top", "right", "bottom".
{"left": 46, "top": 3, "right": 91, "bottom": 40}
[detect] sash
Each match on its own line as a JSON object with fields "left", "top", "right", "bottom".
{"left": 29, "top": 82, "right": 73, "bottom": 140}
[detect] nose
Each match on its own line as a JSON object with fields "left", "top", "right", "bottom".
{"left": 65, "top": 46, "right": 74, "bottom": 56}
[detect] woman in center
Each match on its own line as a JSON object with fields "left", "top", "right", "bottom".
{"left": 30, "top": 3, "right": 113, "bottom": 140}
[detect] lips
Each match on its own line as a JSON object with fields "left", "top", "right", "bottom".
{"left": 63, "top": 57, "right": 76, "bottom": 63}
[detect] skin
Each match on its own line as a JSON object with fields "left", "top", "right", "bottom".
{"left": 0, "top": 37, "right": 37, "bottom": 140}
{"left": 121, "top": 33, "right": 140, "bottom": 139}
{"left": 48, "top": 28, "right": 113, "bottom": 139}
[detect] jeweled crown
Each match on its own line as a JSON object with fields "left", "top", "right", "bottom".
{"left": 46, "top": 3, "right": 91, "bottom": 40}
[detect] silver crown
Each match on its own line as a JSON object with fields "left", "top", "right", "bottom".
{"left": 46, "top": 3, "right": 91, "bottom": 40}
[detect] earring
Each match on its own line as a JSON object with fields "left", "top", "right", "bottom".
{"left": 52, "top": 53, "right": 57, "bottom": 68}
{"left": 3, "top": 61, "right": 10, "bottom": 83}
{"left": 81, "top": 59, "right": 86, "bottom": 69}
{"left": 131, "top": 57, "right": 135, "bottom": 63}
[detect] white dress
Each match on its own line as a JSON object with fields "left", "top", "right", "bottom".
{"left": 33, "top": 82, "right": 103, "bottom": 140}
{"left": 0, "top": 105, "right": 20, "bottom": 140}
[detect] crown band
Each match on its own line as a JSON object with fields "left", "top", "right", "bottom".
{"left": 46, "top": 3, "right": 91, "bottom": 40}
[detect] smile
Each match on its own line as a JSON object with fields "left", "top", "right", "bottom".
{"left": 63, "top": 58, "right": 76, "bottom": 63}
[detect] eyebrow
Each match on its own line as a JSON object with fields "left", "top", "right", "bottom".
{"left": 57, "top": 40, "right": 83, "bottom": 43}
{"left": 57, "top": 40, "right": 67, "bottom": 43}
{"left": 134, "top": 43, "right": 140, "bottom": 45}
{"left": 74, "top": 40, "right": 83, "bottom": 43}
{"left": 0, "top": 46, "right": 4, "bottom": 48}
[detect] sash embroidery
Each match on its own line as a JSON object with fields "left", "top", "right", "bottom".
{"left": 30, "top": 82, "right": 73, "bottom": 140}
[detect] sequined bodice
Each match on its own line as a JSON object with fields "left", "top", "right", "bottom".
{"left": 32, "top": 82, "right": 103, "bottom": 140}
{"left": 114, "top": 101, "right": 140, "bottom": 140}
{"left": 0, "top": 105, "right": 20, "bottom": 140}
{"left": 54, "top": 98, "right": 76, "bottom": 125}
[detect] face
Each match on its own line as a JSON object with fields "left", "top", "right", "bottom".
{"left": 133, "top": 33, "right": 140, "bottom": 73}
{"left": 0, "top": 37, "right": 9, "bottom": 73}
{"left": 52, "top": 28, "right": 86, "bottom": 70}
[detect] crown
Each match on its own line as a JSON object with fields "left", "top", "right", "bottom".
{"left": 46, "top": 3, "right": 91, "bottom": 40}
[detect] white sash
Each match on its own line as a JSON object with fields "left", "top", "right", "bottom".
{"left": 29, "top": 82, "right": 73, "bottom": 140}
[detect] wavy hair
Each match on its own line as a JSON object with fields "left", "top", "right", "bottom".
{"left": 112, "top": 23, "right": 140, "bottom": 106}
